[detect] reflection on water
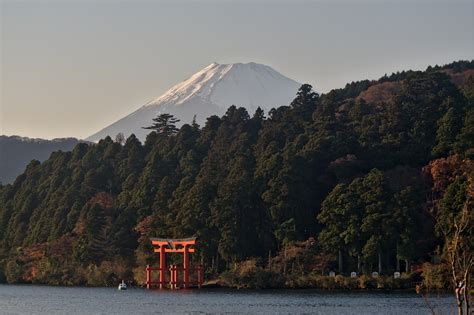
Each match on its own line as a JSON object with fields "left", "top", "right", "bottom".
{"left": 0, "top": 284, "right": 455, "bottom": 314}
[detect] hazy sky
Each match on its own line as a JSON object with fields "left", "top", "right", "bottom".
{"left": 1, "top": 0, "right": 473, "bottom": 139}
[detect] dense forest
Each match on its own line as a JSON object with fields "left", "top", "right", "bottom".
{"left": 0, "top": 61, "right": 472, "bottom": 288}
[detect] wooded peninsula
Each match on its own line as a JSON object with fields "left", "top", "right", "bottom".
{"left": 0, "top": 61, "right": 472, "bottom": 294}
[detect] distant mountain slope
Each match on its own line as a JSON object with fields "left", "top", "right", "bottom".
{"left": 0, "top": 136, "right": 81, "bottom": 184}
{"left": 86, "top": 62, "right": 301, "bottom": 142}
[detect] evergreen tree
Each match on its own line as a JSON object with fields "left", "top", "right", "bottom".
{"left": 455, "top": 108, "right": 474, "bottom": 156}
{"left": 143, "top": 113, "right": 180, "bottom": 136}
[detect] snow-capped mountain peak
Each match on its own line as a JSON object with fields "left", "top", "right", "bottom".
{"left": 144, "top": 62, "right": 234, "bottom": 107}
{"left": 86, "top": 62, "right": 301, "bottom": 142}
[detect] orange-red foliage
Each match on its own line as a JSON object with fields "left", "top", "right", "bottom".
{"left": 134, "top": 215, "right": 157, "bottom": 244}
{"left": 89, "top": 192, "right": 115, "bottom": 216}
{"left": 49, "top": 235, "right": 74, "bottom": 259}
{"left": 444, "top": 69, "right": 474, "bottom": 87}
{"left": 423, "top": 155, "right": 464, "bottom": 195}
{"left": 357, "top": 81, "right": 402, "bottom": 104}
{"left": 19, "top": 244, "right": 47, "bottom": 263}
{"left": 423, "top": 155, "right": 473, "bottom": 217}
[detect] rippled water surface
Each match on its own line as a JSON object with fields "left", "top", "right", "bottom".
{"left": 0, "top": 284, "right": 456, "bottom": 314}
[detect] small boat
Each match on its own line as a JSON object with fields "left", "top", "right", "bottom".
{"left": 118, "top": 280, "right": 128, "bottom": 290}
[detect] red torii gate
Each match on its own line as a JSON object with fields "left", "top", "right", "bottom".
{"left": 146, "top": 237, "right": 203, "bottom": 289}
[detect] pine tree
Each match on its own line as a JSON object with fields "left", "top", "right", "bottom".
{"left": 143, "top": 113, "right": 180, "bottom": 136}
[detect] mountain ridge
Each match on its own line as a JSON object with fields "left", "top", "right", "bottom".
{"left": 0, "top": 135, "right": 83, "bottom": 184}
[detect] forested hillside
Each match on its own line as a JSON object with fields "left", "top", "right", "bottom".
{"left": 0, "top": 61, "right": 472, "bottom": 287}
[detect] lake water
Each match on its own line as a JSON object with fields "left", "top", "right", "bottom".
{"left": 0, "top": 284, "right": 456, "bottom": 314}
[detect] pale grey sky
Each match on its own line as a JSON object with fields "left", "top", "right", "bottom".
{"left": 1, "top": 0, "right": 473, "bottom": 139}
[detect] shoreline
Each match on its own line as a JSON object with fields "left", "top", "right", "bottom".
{"left": 0, "top": 282, "right": 446, "bottom": 294}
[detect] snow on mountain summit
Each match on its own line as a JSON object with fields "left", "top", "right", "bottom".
{"left": 86, "top": 62, "right": 301, "bottom": 142}
{"left": 145, "top": 62, "right": 300, "bottom": 109}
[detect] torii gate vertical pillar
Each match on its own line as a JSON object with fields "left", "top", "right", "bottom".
{"left": 183, "top": 245, "right": 190, "bottom": 288}
{"left": 159, "top": 245, "right": 166, "bottom": 289}
{"left": 146, "top": 265, "right": 151, "bottom": 289}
